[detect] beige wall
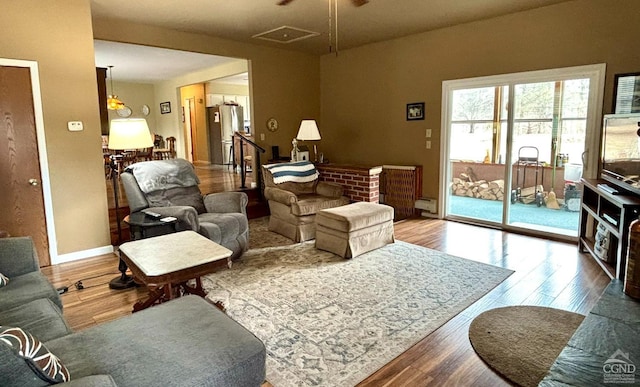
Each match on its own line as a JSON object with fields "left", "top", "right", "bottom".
{"left": 320, "top": 0, "right": 640, "bottom": 199}
{"left": 107, "top": 81, "right": 157, "bottom": 131}
{"left": 0, "top": 0, "right": 110, "bottom": 256}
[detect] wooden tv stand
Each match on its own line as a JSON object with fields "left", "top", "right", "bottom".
{"left": 579, "top": 178, "right": 640, "bottom": 280}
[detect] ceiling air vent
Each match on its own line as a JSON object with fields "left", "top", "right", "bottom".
{"left": 252, "top": 26, "right": 320, "bottom": 44}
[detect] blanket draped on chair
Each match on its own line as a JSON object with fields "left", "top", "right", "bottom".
{"left": 264, "top": 161, "right": 319, "bottom": 184}
{"left": 125, "top": 159, "right": 200, "bottom": 193}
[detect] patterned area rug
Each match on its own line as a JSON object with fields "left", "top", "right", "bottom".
{"left": 248, "top": 216, "right": 295, "bottom": 249}
{"left": 203, "top": 233, "right": 513, "bottom": 386}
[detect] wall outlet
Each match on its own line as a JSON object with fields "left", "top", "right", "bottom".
{"left": 426, "top": 140, "right": 431, "bottom": 149}
{"left": 67, "top": 121, "right": 83, "bottom": 131}
{"left": 425, "top": 129, "right": 432, "bottom": 138}
{"left": 260, "top": 133, "right": 265, "bottom": 141}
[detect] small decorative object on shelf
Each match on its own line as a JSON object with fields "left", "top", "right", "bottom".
{"left": 594, "top": 222, "right": 612, "bottom": 262}
{"left": 625, "top": 218, "right": 640, "bottom": 299}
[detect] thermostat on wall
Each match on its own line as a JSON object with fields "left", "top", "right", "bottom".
{"left": 67, "top": 121, "right": 83, "bottom": 131}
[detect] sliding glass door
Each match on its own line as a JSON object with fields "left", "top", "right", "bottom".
{"left": 441, "top": 65, "right": 605, "bottom": 239}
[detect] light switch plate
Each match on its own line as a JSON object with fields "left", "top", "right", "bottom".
{"left": 67, "top": 121, "right": 83, "bottom": 131}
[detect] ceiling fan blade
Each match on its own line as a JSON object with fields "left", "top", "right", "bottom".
{"left": 279, "top": 0, "right": 366, "bottom": 6}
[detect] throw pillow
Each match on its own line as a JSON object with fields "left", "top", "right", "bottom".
{"left": 0, "top": 272, "right": 8, "bottom": 287}
{"left": 0, "top": 326, "right": 70, "bottom": 383}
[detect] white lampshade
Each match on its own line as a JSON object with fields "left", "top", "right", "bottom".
{"left": 296, "top": 120, "right": 321, "bottom": 141}
{"left": 108, "top": 118, "right": 154, "bottom": 150}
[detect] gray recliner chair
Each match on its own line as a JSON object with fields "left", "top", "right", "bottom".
{"left": 120, "top": 159, "right": 249, "bottom": 260}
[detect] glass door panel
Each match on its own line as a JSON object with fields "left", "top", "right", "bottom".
{"left": 507, "top": 80, "right": 588, "bottom": 234}
{"left": 448, "top": 87, "right": 505, "bottom": 224}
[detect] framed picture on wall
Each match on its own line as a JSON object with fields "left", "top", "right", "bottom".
{"left": 160, "top": 101, "right": 171, "bottom": 114}
{"left": 407, "top": 102, "right": 425, "bottom": 121}
{"left": 613, "top": 72, "right": 640, "bottom": 114}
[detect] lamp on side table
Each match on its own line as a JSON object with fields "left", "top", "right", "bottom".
{"left": 107, "top": 118, "right": 154, "bottom": 289}
{"left": 296, "top": 119, "right": 321, "bottom": 162}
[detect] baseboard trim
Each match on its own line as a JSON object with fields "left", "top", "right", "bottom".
{"left": 52, "top": 245, "right": 114, "bottom": 265}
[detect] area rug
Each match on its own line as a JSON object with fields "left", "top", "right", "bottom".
{"left": 468, "top": 306, "right": 585, "bottom": 387}
{"left": 202, "top": 239, "right": 513, "bottom": 386}
{"left": 248, "top": 217, "right": 295, "bottom": 249}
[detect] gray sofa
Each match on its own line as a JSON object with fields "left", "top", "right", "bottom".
{"left": 0, "top": 237, "right": 266, "bottom": 386}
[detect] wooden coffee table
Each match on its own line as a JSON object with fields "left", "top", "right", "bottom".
{"left": 118, "top": 231, "right": 233, "bottom": 312}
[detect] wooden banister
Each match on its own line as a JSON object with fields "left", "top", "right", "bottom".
{"left": 234, "top": 133, "right": 266, "bottom": 190}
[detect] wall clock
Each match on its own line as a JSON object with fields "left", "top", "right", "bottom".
{"left": 266, "top": 117, "right": 279, "bottom": 132}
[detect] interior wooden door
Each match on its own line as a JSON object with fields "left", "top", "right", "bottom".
{"left": 0, "top": 65, "right": 50, "bottom": 266}
{"left": 188, "top": 97, "right": 198, "bottom": 161}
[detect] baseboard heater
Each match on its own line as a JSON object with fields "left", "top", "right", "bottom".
{"left": 415, "top": 198, "right": 437, "bottom": 214}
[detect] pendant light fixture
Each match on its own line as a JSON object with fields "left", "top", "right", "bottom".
{"left": 106, "top": 65, "right": 125, "bottom": 110}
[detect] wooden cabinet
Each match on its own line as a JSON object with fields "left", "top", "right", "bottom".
{"left": 205, "top": 94, "right": 225, "bottom": 107}
{"left": 96, "top": 67, "right": 109, "bottom": 135}
{"left": 579, "top": 178, "right": 640, "bottom": 279}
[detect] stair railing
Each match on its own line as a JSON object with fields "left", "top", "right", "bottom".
{"left": 233, "top": 132, "right": 266, "bottom": 190}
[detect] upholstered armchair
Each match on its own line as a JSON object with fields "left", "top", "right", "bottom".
{"left": 263, "top": 161, "right": 349, "bottom": 242}
{"left": 121, "top": 159, "right": 249, "bottom": 260}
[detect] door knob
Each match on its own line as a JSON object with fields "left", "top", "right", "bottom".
{"left": 28, "top": 178, "right": 39, "bottom": 186}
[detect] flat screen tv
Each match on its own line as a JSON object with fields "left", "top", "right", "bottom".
{"left": 601, "top": 113, "right": 640, "bottom": 194}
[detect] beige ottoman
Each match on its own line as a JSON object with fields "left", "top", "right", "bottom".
{"left": 315, "top": 202, "right": 395, "bottom": 258}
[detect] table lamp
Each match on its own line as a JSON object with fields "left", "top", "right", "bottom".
{"left": 296, "top": 120, "right": 321, "bottom": 162}
{"left": 107, "top": 118, "right": 154, "bottom": 289}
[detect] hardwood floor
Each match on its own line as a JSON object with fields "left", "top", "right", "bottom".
{"left": 45, "top": 166, "right": 610, "bottom": 386}
{"left": 357, "top": 219, "right": 610, "bottom": 386}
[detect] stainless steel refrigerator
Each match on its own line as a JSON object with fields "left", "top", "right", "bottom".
{"left": 207, "top": 105, "right": 244, "bottom": 165}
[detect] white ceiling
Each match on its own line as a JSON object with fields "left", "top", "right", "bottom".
{"left": 91, "top": 0, "right": 572, "bottom": 82}
{"left": 93, "top": 40, "right": 240, "bottom": 83}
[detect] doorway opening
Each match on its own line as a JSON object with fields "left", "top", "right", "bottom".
{"left": 94, "top": 41, "right": 254, "bottom": 245}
